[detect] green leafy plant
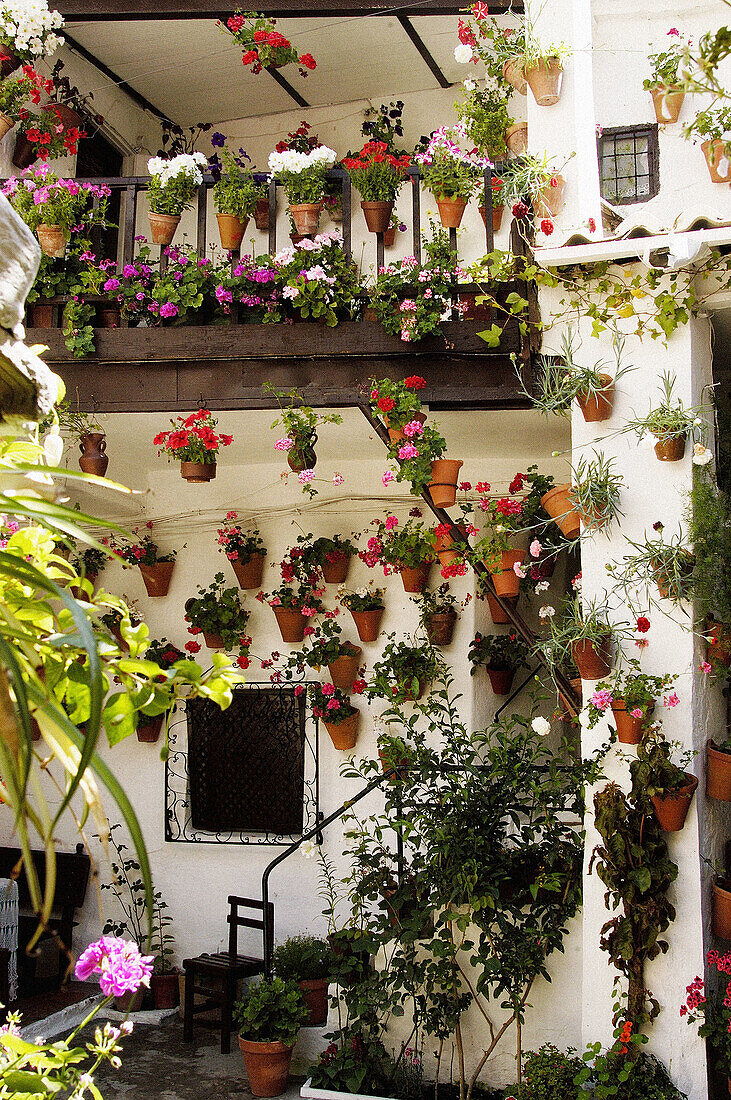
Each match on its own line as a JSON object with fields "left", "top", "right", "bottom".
{"left": 511, "top": 1043, "right": 583, "bottom": 1100}
{"left": 415, "top": 123, "right": 490, "bottom": 201}
{"left": 369, "top": 376, "right": 425, "bottom": 431}
{"left": 308, "top": 680, "right": 361, "bottom": 725}
{"left": 267, "top": 143, "right": 337, "bottom": 205}
{"left": 297, "top": 619, "right": 361, "bottom": 671}
{"left": 184, "top": 572, "right": 251, "bottom": 650}
{"left": 363, "top": 515, "right": 435, "bottom": 573}
{"left": 70, "top": 544, "right": 107, "bottom": 578}
{"left": 366, "top": 634, "right": 443, "bottom": 703}
{"left": 606, "top": 527, "right": 695, "bottom": 607}
{"left": 643, "top": 33, "right": 687, "bottom": 90}
{"left": 342, "top": 141, "right": 411, "bottom": 202}
{"left": 272, "top": 935, "right": 334, "bottom": 981}
{"left": 539, "top": 594, "right": 615, "bottom": 672}
{"left": 583, "top": 661, "right": 675, "bottom": 729}
{"left": 689, "top": 103, "right": 731, "bottom": 150}
{"left": 413, "top": 582, "right": 460, "bottom": 621}
{"left": 624, "top": 372, "right": 707, "bottom": 444}
{"left": 524, "top": 330, "right": 631, "bottom": 417}
{"left": 213, "top": 148, "right": 261, "bottom": 218}
{"left": 386, "top": 422, "right": 448, "bottom": 498}
{"left": 311, "top": 534, "right": 357, "bottom": 569}
{"left": 579, "top": 1005, "right": 684, "bottom": 1100}
{"left": 630, "top": 728, "right": 694, "bottom": 806}
{"left": 0, "top": 63, "right": 52, "bottom": 120}
{"left": 568, "top": 451, "right": 624, "bottom": 533}
{"left": 234, "top": 976, "right": 308, "bottom": 1045}
{"left": 687, "top": 475, "right": 731, "bottom": 626}
{"left": 101, "top": 823, "right": 173, "bottom": 967}
{"left": 468, "top": 630, "right": 530, "bottom": 673}
{"left": 340, "top": 584, "right": 385, "bottom": 612}
{"left": 61, "top": 299, "right": 96, "bottom": 359}
{"left": 455, "top": 82, "right": 513, "bottom": 158}
{"left": 147, "top": 152, "right": 207, "bottom": 216}
{"left": 499, "top": 152, "right": 560, "bottom": 207}
{"left": 108, "top": 528, "right": 178, "bottom": 566}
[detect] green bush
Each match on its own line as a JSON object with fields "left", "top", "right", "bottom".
{"left": 511, "top": 1044, "right": 583, "bottom": 1100}
{"left": 272, "top": 935, "right": 334, "bottom": 981}
{"left": 233, "top": 976, "right": 307, "bottom": 1045}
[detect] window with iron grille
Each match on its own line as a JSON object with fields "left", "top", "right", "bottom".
{"left": 598, "top": 125, "right": 660, "bottom": 205}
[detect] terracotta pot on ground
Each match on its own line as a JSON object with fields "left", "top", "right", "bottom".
{"left": 540, "top": 484, "right": 581, "bottom": 539}
{"left": 231, "top": 554, "right": 266, "bottom": 589}
{"left": 537, "top": 174, "right": 566, "bottom": 218}
{"left": 37, "top": 224, "right": 65, "bottom": 259}
{"left": 151, "top": 970, "right": 180, "bottom": 1008}
{"left": 322, "top": 555, "right": 350, "bottom": 584}
{"left": 328, "top": 645, "right": 362, "bottom": 691}
{"left": 713, "top": 880, "right": 731, "bottom": 940}
{"left": 361, "top": 200, "right": 393, "bottom": 234}
{"left": 273, "top": 606, "right": 307, "bottom": 643}
{"left": 350, "top": 607, "right": 384, "bottom": 643}
{"left": 79, "top": 433, "right": 108, "bottom": 477}
{"left": 399, "top": 561, "right": 432, "bottom": 593}
{"left": 505, "top": 121, "right": 528, "bottom": 155}
{"left": 180, "top": 460, "right": 216, "bottom": 482}
{"left": 239, "top": 1037, "right": 294, "bottom": 1098}
{"left": 148, "top": 212, "right": 180, "bottom": 247}
{"left": 525, "top": 57, "right": 563, "bottom": 105}
{"left": 28, "top": 303, "right": 54, "bottom": 327}
{"left": 0, "top": 48, "right": 22, "bottom": 79}
{"left": 502, "top": 56, "right": 527, "bottom": 95}
{"left": 479, "top": 204, "right": 504, "bottom": 233}
{"left": 299, "top": 978, "right": 328, "bottom": 1026}
{"left": 324, "top": 708, "right": 359, "bottom": 751}
{"left": 653, "top": 433, "right": 686, "bottom": 462}
{"left": 487, "top": 666, "right": 515, "bottom": 695}
{"left": 114, "top": 988, "right": 145, "bottom": 1013}
{"left": 701, "top": 139, "right": 731, "bottom": 183}
{"left": 571, "top": 635, "right": 612, "bottom": 680}
{"left": 487, "top": 590, "right": 517, "bottom": 624}
{"left": 216, "top": 212, "right": 248, "bottom": 251}
{"left": 203, "top": 631, "right": 225, "bottom": 649}
{"left": 289, "top": 203, "right": 320, "bottom": 236}
{"left": 707, "top": 741, "right": 731, "bottom": 800}
{"left": 425, "top": 610, "right": 457, "bottom": 646}
{"left": 611, "top": 699, "right": 654, "bottom": 744}
{"left": 12, "top": 132, "right": 35, "bottom": 170}
{"left": 650, "top": 774, "right": 698, "bottom": 832}
{"left": 435, "top": 195, "right": 467, "bottom": 229}
{"left": 137, "top": 714, "right": 164, "bottom": 744}
{"left": 650, "top": 85, "right": 684, "bottom": 124}
{"left": 576, "top": 374, "right": 615, "bottom": 423}
{"left": 254, "top": 196, "right": 270, "bottom": 230}
{"left": 387, "top": 410, "right": 426, "bottom": 444}
{"left": 489, "top": 549, "right": 524, "bottom": 597}
{"left": 427, "top": 459, "right": 463, "bottom": 508}
{"left": 139, "top": 561, "right": 174, "bottom": 597}
{"left": 0, "top": 113, "right": 14, "bottom": 142}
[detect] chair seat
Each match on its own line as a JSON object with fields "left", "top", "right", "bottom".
{"left": 183, "top": 952, "right": 264, "bottom": 977}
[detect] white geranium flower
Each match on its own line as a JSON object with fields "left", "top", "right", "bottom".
{"left": 692, "top": 443, "right": 713, "bottom": 466}
{"left": 454, "top": 43, "right": 473, "bottom": 63}
{"left": 531, "top": 716, "right": 551, "bottom": 737}
{"left": 463, "top": 78, "right": 476, "bottom": 90}
{"left": 538, "top": 604, "right": 555, "bottom": 619}
{"left": 300, "top": 840, "right": 319, "bottom": 860}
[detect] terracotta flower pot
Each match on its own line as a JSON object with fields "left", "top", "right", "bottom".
{"left": 361, "top": 200, "right": 393, "bottom": 234}
{"left": 435, "top": 195, "right": 467, "bottom": 229}
{"left": 386, "top": 410, "right": 426, "bottom": 444}
{"left": 434, "top": 524, "right": 467, "bottom": 566}
{"left": 114, "top": 987, "right": 145, "bottom": 1013}
{"left": 576, "top": 374, "right": 614, "bottom": 423}
{"left": 572, "top": 635, "right": 611, "bottom": 680}
{"left": 701, "top": 139, "right": 731, "bottom": 183}
{"left": 299, "top": 978, "right": 328, "bottom": 1026}
{"left": 136, "top": 713, "right": 164, "bottom": 743}
{"left": 479, "top": 204, "right": 504, "bottom": 233}
{"left": 536, "top": 174, "right": 566, "bottom": 218}
{"left": 425, "top": 610, "right": 457, "bottom": 646}
{"left": 502, "top": 56, "right": 527, "bottom": 95}
{"left": 399, "top": 561, "right": 432, "bottom": 593}
{"left": 378, "top": 745, "right": 409, "bottom": 775}
{"left": 713, "top": 880, "right": 731, "bottom": 941}
{"left": 28, "top": 303, "right": 54, "bottom": 327}
{"left": 287, "top": 433, "right": 317, "bottom": 472}
{"left": 707, "top": 741, "right": 731, "bottom": 800}
{"left": 289, "top": 202, "right": 320, "bottom": 236}
{"left": 525, "top": 57, "right": 563, "bottom": 105}
{"left": 238, "top": 1037, "right": 294, "bottom": 1098}
{"left": 653, "top": 433, "right": 686, "bottom": 462}
{"left": 180, "top": 460, "right": 216, "bottom": 482}
{"left": 139, "top": 560, "right": 175, "bottom": 597}
{"left": 403, "top": 677, "right": 426, "bottom": 702}
{"left": 273, "top": 606, "right": 307, "bottom": 643}
{"left": 427, "top": 459, "right": 463, "bottom": 508}
{"left": 0, "top": 48, "right": 22, "bottom": 79}
{"left": 12, "top": 131, "right": 35, "bottom": 170}
{"left": 487, "top": 591, "right": 517, "bottom": 624}
{"left": 350, "top": 607, "right": 384, "bottom": 643}
{"left": 650, "top": 774, "right": 698, "bottom": 832}
{"left": 324, "top": 708, "right": 359, "bottom": 750}
{"left": 232, "top": 554, "right": 266, "bottom": 589}
{"left": 37, "top": 224, "right": 65, "bottom": 259}
{"left": 611, "top": 699, "right": 654, "bottom": 744}
{"left": 505, "top": 121, "right": 528, "bottom": 156}
{"left": 540, "top": 484, "right": 581, "bottom": 539}
{"left": 650, "top": 85, "right": 684, "bottom": 124}
{"left": 383, "top": 226, "right": 396, "bottom": 247}
{"left": 0, "top": 112, "right": 14, "bottom": 143}
{"left": 203, "top": 631, "right": 225, "bottom": 649}
{"left": 148, "top": 212, "right": 180, "bottom": 247}
{"left": 41, "top": 102, "right": 83, "bottom": 129}
{"left": 328, "top": 645, "right": 362, "bottom": 691}
{"left": 97, "top": 304, "right": 121, "bottom": 328}
{"left": 487, "top": 666, "right": 515, "bottom": 695}
{"left": 151, "top": 970, "right": 180, "bottom": 1008}
{"left": 254, "top": 196, "right": 270, "bottom": 230}
{"left": 216, "top": 212, "right": 249, "bottom": 251}
{"left": 79, "top": 433, "right": 108, "bottom": 477}
{"left": 322, "top": 555, "right": 350, "bottom": 584}
{"left": 489, "top": 549, "right": 524, "bottom": 597}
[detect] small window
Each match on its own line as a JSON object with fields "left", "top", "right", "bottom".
{"left": 598, "top": 125, "right": 659, "bottom": 205}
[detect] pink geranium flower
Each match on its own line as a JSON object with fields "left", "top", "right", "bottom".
{"left": 75, "top": 936, "right": 153, "bottom": 998}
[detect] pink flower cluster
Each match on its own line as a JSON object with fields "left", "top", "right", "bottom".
{"left": 590, "top": 688, "right": 613, "bottom": 711}
{"left": 75, "top": 936, "right": 153, "bottom": 998}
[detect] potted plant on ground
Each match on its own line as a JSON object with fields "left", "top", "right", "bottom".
{"left": 340, "top": 584, "right": 386, "bottom": 643}
{"left": 540, "top": 595, "right": 614, "bottom": 681}
{"left": 267, "top": 142, "right": 337, "bottom": 236}
{"left": 623, "top": 371, "right": 707, "bottom": 462}
{"left": 415, "top": 123, "right": 491, "bottom": 228}
{"left": 216, "top": 514, "right": 267, "bottom": 588}
{"left": 234, "top": 976, "right": 308, "bottom": 1097}
{"left": 311, "top": 535, "right": 357, "bottom": 584}
{"left": 630, "top": 728, "right": 697, "bottom": 832}
{"left": 455, "top": 81, "right": 513, "bottom": 160}
{"left": 414, "top": 584, "right": 460, "bottom": 646}
{"left": 342, "top": 140, "right": 411, "bottom": 234}
{"left": 110, "top": 527, "right": 179, "bottom": 598}
{"left": 468, "top": 630, "right": 530, "bottom": 695}
{"left": 154, "top": 408, "right": 233, "bottom": 482}
{"left": 298, "top": 619, "right": 363, "bottom": 690}
{"left": 267, "top": 386, "right": 343, "bottom": 473}
{"left": 362, "top": 514, "right": 435, "bottom": 593}
{"left": 149, "top": 882, "right": 180, "bottom": 1008}
{"left": 137, "top": 638, "right": 186, "bottom": 742}
{"left": 643, "top": 32, "right": 687, "bottom": 124}
{"left": 681, "top": 950, "right": 731, "bottom": 1073}
{"left": 524, "top": 329, "right": 630, "bottom": 423}
{"left": 272, "top": 935, "right": 335, "bottom": 1026}
{"left": 0, "top": 63, "right": 52, "bottom": 142}
{"left": 369, "top": 375, "right": 427, "bottom": 441}
{"left": 308, "top": 680, "right": 361, "bottom": 750}
{"left": 568, "top": 451, "right": 624, "bottom": 534}
{"left": 185, "top": 573, "right": 251, "bottom": 659}
{"left": 213, "top": 147, "right": 261, "bottom": 250}
{"left": 583, "top": 661, "right": 675, "bottom": 744}
{"left": 146, "top": 152, "right": 207, "bottom": 246}
{"left": 366, "top": 635, "right": 442, "bottom": 703}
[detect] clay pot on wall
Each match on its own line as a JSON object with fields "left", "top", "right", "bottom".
{"left": 571, "top": 635, "right": 612, "bottom": 680}
{"left": 505, "top": 121, "right": 528, "bottom": 155}
{"left": 151, "top": 970, "right": 180, "bottom": 1008}
{"left": 180, "top": 461, "right": 216, "bottom": 483}
{"left": 350, "top": 608, "right": 384, "bottom": 643}
{"left": 323, "top": 708, "right": 360, "bottom": 751}
{"left": 425, "top": 610, "right": 457, "bottom": 646}
{"left": 136, "top": 714, "right": 164, "bottom": 744}
{"left": 540, "top": 484, "right": 581, "bottom": 539}
{"left": 0, "top": 48, "right": 22, "bottom": 79}
{"left": 525, "top": 57, "right": 564, "bottom": 105}
{"left": 232, "top": 554, "right": 266, "bottom": 589}
{"left": 536, "top": 174, "right": 566, "bottom": 218}
{"left": 435, "top": 196, "right": 467, "bottom": 229}
{"left": 254, "top": 196, "right": 270, "bottom": 230}
{"left": 502, "top": 56, "right": 527, "bottom": 95}
{"left": 148, "top": 212, "right": 180, "bottom": 247}
{"left": 576, "top": 375, "right": 615, "bottom": 423}
{"left": 399, "top": 561, "right": 432, "bottom": 594}
{"left": 289, "top": 203, "right": 321, "bottom": 236}
{"left": 139, "top": 561, "right": 175, "bottom": 598}
{"left": 713, "top": 879, "right": 731, "bottom": 940}
{"left": 216, "top": 213, "right": 248, "bottom": 251}
{"left": 0, "top": 112, "right": 14, "bottom": 142}
{"left": 12, "top": 131, "right": 36, "bottom": 170}
{"left": 489, "top": 549, "right": 524, "bottom": 598}
{"left": 427, "top": 459, "right": 463, "bottom": 508}
{"left": 707, "top": 741, "right": 731, "bottom": 801}
{"left": 386, "top": 410, "right": 426, "bottom": 445}
{"left": 328, "top": 646, "right": 362, "bottom": 691}
{"left": 273, "top": 607, "right": 307, "bottom": 643}
{"left": 79, "top": 433, "right": 108, "bottom": 477}
{"left": 486, "top": 666, "right": 515, "bottom": 696}
{"left": 479, "top": 204, "right": 504, "bottom": 233}
{"left": 701, "top": 139, "right": 731, "bottom": 183}
{"left": 653, "top": 433, "right": 686, "bottom": 462}
{"left": 486, "top": 591, "right": 517, "bottom": 625}
{"left": 37, "top": 224, "right": 65, "bottom": 259}
{"left": 650, "top": 774, "right": 698, "bottom": 832}
{"left": 299, "top": 978, "right": 328, "bottom": 1026}
{"left": 203, "top": 631, "right": 225, "bottom": 649}
{"left": 610, "top": 700, "right": 654, "bottom": 745}
{"left": 650, "top": 85, "right": 684, "bottom": 125}
{"left": 321, "top": 554, "right": 351, "bottom": 585}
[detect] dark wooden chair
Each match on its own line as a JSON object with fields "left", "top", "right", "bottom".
{"left": 183, "top": 895, "right": 273, "bottom": 1054}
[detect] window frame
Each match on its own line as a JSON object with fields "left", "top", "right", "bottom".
{"left": 597, "top": 123, "right": 660, "bottom": 206}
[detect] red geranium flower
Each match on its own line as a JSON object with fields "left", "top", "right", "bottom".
{"left": 378, "top": 396, "right": 396, "bottom": 413}
{"left": 404, "top": 375, "right": 426, "bottom": 390}
{"left": 299, "top": 53, "right": 316, "bottom": 70}
{"left": 185, "top": 641, "right": 201, "bottom": 654}
{"left": 636, "top": 616, "right": 651, "bottom": 633}
{"left": 540, "top": 219, "right": 554, "bottom": 236}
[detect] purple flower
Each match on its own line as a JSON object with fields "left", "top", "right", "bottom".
{"left": 159, "top": 302, "right": 179, "bottom": 319}
{"left": 75, "top": 936, "right": 153, "bottom": 998}
{"left": 134, "top": 234, "right": 147, "bottom": 242}
{"left": 123, "top": 264, "right": 137, "bottom": 278}
{"left": 211, "top": 131, "right": 226, "bottom": 147}
{"left": 103, "top": 278, "right": 121, "bottom": 292}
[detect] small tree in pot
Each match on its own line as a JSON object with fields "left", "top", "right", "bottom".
{"left": 468, "top": 630, "right": 530, "bottom": 695}
{"left": 272, "top": 935, "right": 335, "bottom": 1026}
{"left": 234, "top": 976, "right": 307, "bottom": 1097}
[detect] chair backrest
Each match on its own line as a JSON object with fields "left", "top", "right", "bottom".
{"left": 226, "top": 896, "right": 274, "bottom": 960}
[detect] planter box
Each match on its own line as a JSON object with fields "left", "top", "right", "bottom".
{"left": 301, "top": 1079, "right": 398, "bottom": 1100}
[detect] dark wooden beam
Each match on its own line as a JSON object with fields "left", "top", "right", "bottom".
{"left": 64, "top": 32, "right": 172, "bottom": 123}
{"left": 397, "top": 15, "right": 452, "bottom": 89}
{"left": 58, "top": 0, "right": 520, "bottom": 18}
{"left": 265, "top": 64, "right": 309, "bottom": 108}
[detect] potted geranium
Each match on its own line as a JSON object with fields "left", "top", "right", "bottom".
{"left": 342, "top": 140, "right": 411, "bottom": 234}
{"left": 414, "top": 584, "right": 460, "bottom": 646}
{"left": 260, "top": 584, "right": 324, "bottom": 643}
{"left": 234, "top": 976, "right": 307, "bottom": 1098}
{"left": 340, "top": 584, "right": 386, "bottom": 643}
{"left": 643, "top": 31, "right": 687, "bottom": 124}
{"left": 69, "top": 545, "right": 106, "bottom": 589}
{"left": 468, "top": 630, "right": 529, "bottom": 695}
{"left": 471, "top": 492, "right": 527, "bottom": 597}
{"left": 267, "top": 386, "right": 343, "bottom": 473}
{"left": 224, "top": 11, "right": 316, "bottom": 76}
{"left": 366, "top": 635, "right": 442, "bottom": 703}
{"left": 271, "top": 935, "right": 334, "bottom": 1027}
{"left": 136, "top": 638, "right": 186, "bottom": 742}
{"left": 362, "top": 514, "right": 435, "bottom": 593}
{"left": 267, "top": 143, "right": 337, "bottom": 236}
{"left": 310, "top": 535, "right": 357, "bottom": 585}
{"left": 682, "top": 950, "right": 731, "bottom": 1071}
{"left": 415, "top": 123, "right": 491, "bottom": 228}
{"left": 213, "top": 148, "right": 261, "bottom": 250}
{"left": 0, "top": 0, "right": 63, "bottom": 73}
{"left": 185, "top": 573, "right": 251, "bottom": 659}
{"left": 4, "top": 165, "right": 107, "bottom": 258}
{"left": 583, "top": 661, "right": 676, "bottom": 744}
{"left": 455, "top": 81, "right": 513, "bottom": 159}
{"left": 109, "top": 528, "right": 179, "bottom": 598}
{"left": 299, "top": 619, "right": 363, "bottom": 691}
{"left": 11, "top": 107, "right": 85, "bottom": 169}
{"left": 217, "top": 514, "right": 267, "bottom": 588}
{"left": 630, "top": 728, "right": 698, "bottom": 832}
{"left": 0, "top": 63, "right": 52, "bottom": 142}
{"left": 369, "top": 376, "right": 426, "bottom": 441}
{"left": 154, "top": 408, "right": 233, "bottom": 482}
{"left": 308, "top": 680, "right": 361, "bottom": 750}
{"left": 146, "top": 152, "right": 208, "bottom": 246}
{"left": 383, "top": 415, "right": 462, "bottom": 507}
{"left": 624, "top": 371, "right": 707, "bottom": 462}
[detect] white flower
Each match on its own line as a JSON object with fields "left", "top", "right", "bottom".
{"left": 454, "top": 43, "right": 473, "bottom": 63}
{"left": 692, "top": 443, "right": 713, "bottom": 466}
{"left": 268, "top": 145, "right": 336, "bottom": 176}
{"left": 535, "top": 580, "right": 550, "bottom": 593}
{"left": 579, "top": 708, "right": 591, "bottom": 727}
{"left": 463, "top": 78, "right": 476, "bottom": 90}
{"left": 300, "top": 839, "right": 319, "bottom": 860}
{"left": 43, "top": 430, "right": 63, "bottom": 467}
{"left": 693, "top": 417, "right": 703, "bottom": 426}
{"left": 538, "top": 604, "right": 555, "bottom": 619}
{"left": 513, "top": 561, "right": 526, "bottom": 578}
{"left": 531, "top": 716, "right": 551, "bottom": 737}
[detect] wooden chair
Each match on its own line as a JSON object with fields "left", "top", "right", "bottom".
{"left": 182, "top": 895, "right": 273, "bottom": 1054}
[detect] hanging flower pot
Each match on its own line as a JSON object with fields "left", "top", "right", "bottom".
{"left": 137, "top": 714, "right": 164, "bottom": 744}
{"left": 148, "top": 212, "right": 181, "bottom": 247}
{"left": 486, "top": 591, "right": 517, "bottom": 625}
{"left": 713, "top": 879, "right": 731, "bottom": 940}
{"left": 650, "top": 774, "right": 698, "bottom": 832}
{"left": 650, "top": 85, "right": 684, "bottom": 124}
{"left": 652, "top": 432, "right": 686, "bottom": 462}
{"left": 502, "top": 56, "right": 527, "bottom": 94}
{"left": 576, "top": 375, "right": 615, "bottom": 423}
{"left": 321, "top": 554, "right": 351, "bottom": 585}
{"left": 525, "top": 57, "right": 564, "bottom": 105}
{"left": 486, "top": 666, "right": 515, "bottom": 696}
{"left": 180, "top": 460, "right": 217, "bottom": 482}
{"left": 0, "top": 48, "right": 22, "bottom": 79}
{"left": 399, "top": 561, "right": 432, "bottom": 593}
{"left": 289, "top": 203, "right": 321, "bottom": 236}
{"left": 287, "top": 432, "right": 318, "bottom": 473}
{"left": 216, "top": 212, "right": 249, "bottom": 251}
{"left": 572, "top": 635, "right": 612, "bottom": 680}
{"left": 97, "top": 303, "right": 121, "bottom": 328}
{"left": 328, "top": 645, "right": 362, "bottom": 691}
{"left": 12, "top": 131, "right": 35, "bottom": 170}
{"left": 361, "top": 200, "right": 393, "bottom": 234}
{"left": 427, "top": 459, "right": 463, "bottom": 508}
{"left": 299, "top": 978, "right": 329, "bottom": 1026}
{"left": 273, "top": 606, "right": 307, "bottom": 643}
{"left": 701, "top": 139, "right": 731, "bottom": 183}
{"left": 434, "top": 524, "right": 467, "bottom": 566}
{"left": 254, "top": 196, "right": 270, "bottom": 230}
{"left": 139, "top": 561, "right": 175, "bottom": 598}
{"left": 37, "top": 224, "right": 65, "bottom": 259}
{"left": 707, "top": 740, "right": 731, "bottom": 800}
{"left": 238, "top": 1037, "right": 295, "bottom": 1098}
{"left": 386, "top": 411, "right": 426, "bottom": 445}
{"left": 707, "top": 620, "right": 731, "bottom": 668}
{"left": 350, "top": 607, "right": 384, "bottom": 643}
{"left": 540, "top": 484, "right": 581, "bottom": 539}
{"left": 425, "top": 610, "right": 457, "bottom": 646}
{"left": 435, "top": 196, "right": 467, "bottom": 229}
{"left": 383, "top": 226, "right": 396, "bottom": 247}
{"left": 479, "top": 204, "right": 504, "bottom": 233}
{"left": 79, "top": 433, "right": 108, "bottom": 477}
{"left": 536, "top": 174, "right": 566, "bottom": 218}
{"left": 41, "top": 102, "right": 83, "bottom": 130}
{"left": 0, "top": 112, "right": 14, "bottom": 143}
{"left": 232, "top": 554, "right": 266, "bottom": 589}
{"left": 611, "top": 699, "right": 654, "bottom": 744}
{"left": 324, "top": 707, "right": 360, "bottom": 750}
{"left": 203, "top": 631, "right": 225, "bottom": 649}
{"left": 489, "top": 549, "right": 524, "bottom": 598}
{"left": 505, "top": 122, "right": 528, "bottom": 156}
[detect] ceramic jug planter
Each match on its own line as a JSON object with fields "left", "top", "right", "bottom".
{"left": 79, "top": 433, "right": 108, "bottom": 477}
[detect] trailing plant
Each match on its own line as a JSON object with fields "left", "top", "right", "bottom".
{"left": 412, "top": 583, "right": 461, "bottom": 622}
{"left": 13, "top": 107, "right": 85, "bottom": 160}
{"left": 148, "top": 244, "right": 213, "bottom": 324}
{"left": 216, "top": 514, "right": 266, "bottom": 564}
{"left": 630, "top": 728, "right": 694, "bottom": 809}
{"left": 605, "top": 527, "right": 695, "bottom": 608}
{"left": 359, "top": 99, "right": 409, "bottom": 156}
{"left": 538, "top": 594, "right": 614, "bottom": 671}
{"left": 0, "top": 63, "right": 52, "bottom": 119}
{"left": 311, "top": 534, "right": 357, "bottom": 570}
{"left": 385, "top": 422, "right": 448, "bottom": 498}
{"left": 147, "top": 153, "right": 208, "bottom": 216}
{"left": 145, "top": 637, "right": 186, "bottom": 669}
{"left": 61, "top": 299, "right": 96, "bottom": 359}
{"left": 153, "top": 408, "right": 233, "bottom": 463}
{"left": 101, "top": 823, "right": 174, "bottom": 967}
{"left": 295, "top": 618, "right": 363, "bottom": 672}
{"left": 259, "top": 583, "right": 325, "bottom": 615}
{"left": 623, "top": 371, "right": 708, "bottom": 444}
{"left": 225, "top": 10, "right": 316, "bottom": 76}
{"left": 369, "top": 256, "right": 456, "bottom": 344}
{"left": 583, "top": 661, "right": 676, "bottom": 729}
{"left": 365, "top": 634, "right": 443, "bottom": 703}
{"left": 568, "top": 451, "right": 624, "bottom": 533}
{"left": 234, "top": 976, "right": 307, "bottom": 1044}
{"left": 361, "top": 515, "right": 435, "bottom": 573}
{"left": 4, "top": 165, "right": 110, "bottom": 235}
{"left": 499, "top": 152, "right": 560, "bottom": 208}
{"left": 306, "top": 679, "right": 362, "bottom": 724}
{"left": 468, "top": 630, "right": 530, "bottom": 672}
{"left": 524, "top": 330, "right": 631, "bottom": 417}
{"left": 108, "top": 527, "right": 178, "bottom": 566}
{"left": 470, "top": 489, "right": 528, "bottom": 562}
{"left": 272, "top": 935, "right": 334, "bottom": 981}
{"left": 184, "top": 572, "right": 251, "bottom": 654}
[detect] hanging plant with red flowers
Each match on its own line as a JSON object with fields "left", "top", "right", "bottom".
{"left": 223, "top": 10, "right": 316, "bottom": 77}
{"left": 153, "top": 409, "right": 233, "bottom": 463}
{"left": 342, "top": 141, "right": 411, "bottom": 202}
{"left": 16, "top": 106, "right": 86, "bottom": 160}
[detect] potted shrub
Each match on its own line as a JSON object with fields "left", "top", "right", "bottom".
{"left": 414, "top": 584, "right": 460, "bottom": 646}
{"left": 311, "top": 535, "right": 357, "bottom": 585}
{"left": 185, "top": 572, "right": 251, "bottom": 655}
{"left": 267, "top": 386, "right": 343, "bottom": 473}
{"left": 340, "top": 585, "right": 386, "bottom": 643}
{"left": 342, "top": 140, "right": 410, "bottom": 234}
{"left": 568, "top": 452, "right": 624, "bottom": 533}
{"left": 455, "top": 81, "right": 513, "bottom": 160}
{"left": 369, "top": 375, "right": 426, "bottom": 442}
{"left": 267, "top": 142, "right": 337, "bottom": 236}
{"left": 366, "top": 635, "right": 442, "bottom": 703}
{"left": 415, "top": 123, "right": 491, "bottom": 228}
{"left": 525, "top": 329, "right": 630, "bottom": 423}
{"left": 522, "top": 35, "right": 570, "bottom": 106}
{"left": 272, "top": 935, "right": 334, "bottom": 1026}
{"left": 681, "top": 949, "right": 731, "bottom": 1070}
{"left": 643, "top": 32, "right": 686, "bottom": 124}
{"left": 0, "top": 64, "right": 53, "bottom": 142}
{"left": 624, "top": 371, "right": 707, "bottom": 462}
{"left": 692, "top": 104, "right": 731, "bottom": 182}
{"left": 234, "top": 976, "right": 307, "bottom": 1097}
{"left": 110, "top": 528, "right": 179, "bottom": 598}
{"left": 213, "top": 148, "right": 261, "bottom": 250}
{"left": 224, "top": 12, "right": 316, "bottom": 76}
{"left": 261, "top": 584, "right": 324, "bottom": 643}
{"left": 299, "top": 619, "right": 363, "bottom": 691}
{"left": 540, "top": 595, "right": 614, "bottom": 681}
{"left": 630, "top": 728, "right": 698, "bottom": 832}
{"left": 468, "top": 630, "right": 529, "bottom": 696}
{"left": 217, "top": 514, "right": 267, "bottom": 588}
{"left": 583, "top": 662, "right": 675, "bottom": 744}
{"left": 363, "top": 514, "right": 435, "bottom": 593}
{"left": 146, "top": 152, "right": 208, "bottom": 246}
{"left": 154, "top": 408, "right": 233, "bottom": 482}
{"left": 137, "top": 638, "right": 186, "bottom": 742}
{"left": 308, "top": 680, "right": 361, "bottom": 750}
